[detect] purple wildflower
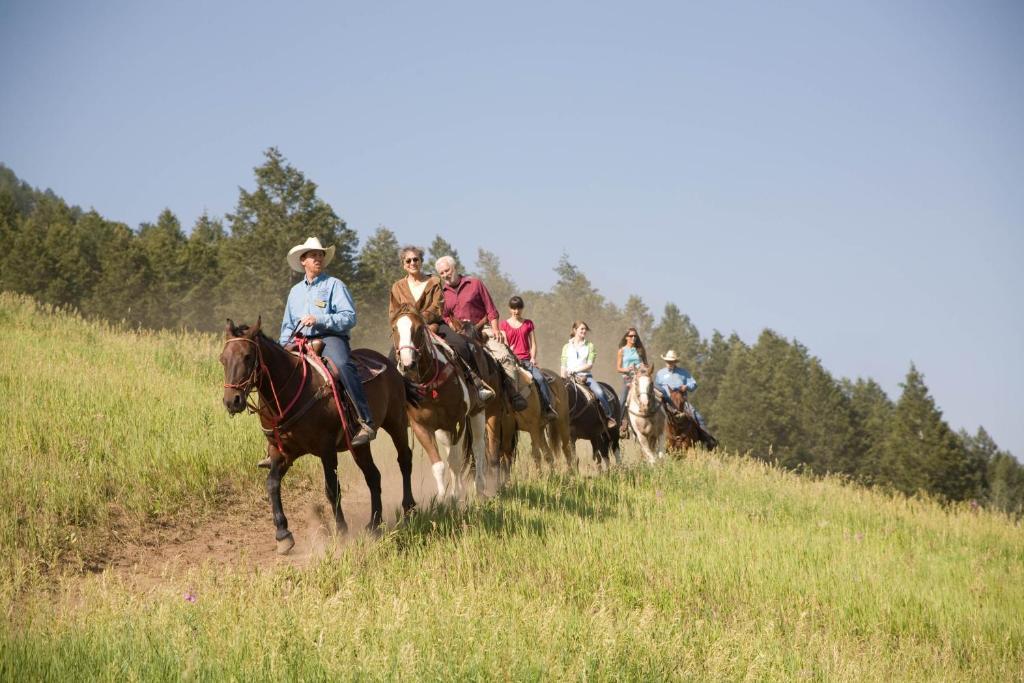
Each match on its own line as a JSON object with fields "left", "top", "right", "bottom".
{"left": 184, "top": 591, "right": 197, "bottom": 603}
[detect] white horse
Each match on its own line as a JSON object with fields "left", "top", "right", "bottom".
{"left": 626, "top": 365, "right": 666, "bottom": 464}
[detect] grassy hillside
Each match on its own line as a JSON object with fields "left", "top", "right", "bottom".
{"left": 1, "top": 293, "right": 1022, "bottom": 680}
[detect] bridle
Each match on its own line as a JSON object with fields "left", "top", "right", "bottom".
{"left": 393, "top": 316, "right": 454, "bottom": 399}
{"left": 627, "top": 370, "right": 662, "bottom": 419}
{"left": 222, "top": 335, "right": 312, "bottom": 452}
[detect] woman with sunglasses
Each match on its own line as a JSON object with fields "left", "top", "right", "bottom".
{"left": 388, "top": 245, "right": 492, "bottom": 401}
{"left": 389, "top": 245, "right": 445, "bottom": 326}
{"left": 616, "top": 327, "right": 649, "bottom": 437}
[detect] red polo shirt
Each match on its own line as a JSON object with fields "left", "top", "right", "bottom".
{"left": 442, "top": 276, "right": 499, "bottom": 325}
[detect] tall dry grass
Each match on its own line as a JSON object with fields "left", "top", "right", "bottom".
{"left": 1, "top": 293, "right": 1022, "bottom": 680}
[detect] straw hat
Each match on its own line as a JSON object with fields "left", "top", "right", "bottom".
{"left": 287, "top": 236, "right": 336, "bottom": 273}
{"left": 660, "top": 349, "right": 680, "bottom": 362}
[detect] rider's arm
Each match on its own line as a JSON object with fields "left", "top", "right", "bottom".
{"left": 560, "top": 342, "right": 569, "bottom": 378}
{"left": 279, "top": 285, "right": 298, "bottom": 344}
{"left": 313, "top": 280, "right": 357, "bottom": 336}
{"left": 577, "top": 341, "right": 595, "bottom": 373}
{"left": 528, "top": 324, "right": 538, "bottom": 364}
{"left": 616, "top": 347, "right": 627, "bottom": 374}
{"left": 421, "top": 278, "right": 445, "bottom": 325}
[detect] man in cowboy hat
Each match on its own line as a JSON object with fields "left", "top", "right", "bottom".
{"left": 278, "top": 236, "right": 376, "bottom": 448}
{"left": 654, "top": 349, "right": 707, "bottom": 429}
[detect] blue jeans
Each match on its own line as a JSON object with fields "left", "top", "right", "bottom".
{"left": 524, "top": 362, "right": 554, "bottom": 410}
{"left": 320, "top": 335, "right": 374, "bottom": 427}
{"left": 581, "top": 374, "right": 612, "bottom": 417}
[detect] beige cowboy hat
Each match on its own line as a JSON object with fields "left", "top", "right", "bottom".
{"left": 660, "top": 349, "right": 681, "bottom": 362}
{"left": 287, "top": 236, "right": 336, "bottom": 273}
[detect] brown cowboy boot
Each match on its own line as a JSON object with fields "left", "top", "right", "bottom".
{"left": 350, "top": 420, "right": 377, "bottom": 447}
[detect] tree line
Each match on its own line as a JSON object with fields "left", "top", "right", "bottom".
{"left": 2, "top": 150, "right": 1021, "bottom": 515}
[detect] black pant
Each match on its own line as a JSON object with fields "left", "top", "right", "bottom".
{"left": 436, "top": 324, "right": 479, "bottom": 374}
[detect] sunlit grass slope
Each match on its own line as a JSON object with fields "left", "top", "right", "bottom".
{"left": 1, "top": 293, "right": 1022, "bottom": 680}
{"left": 0, "top": 293, "right": 268, "bottom": 585}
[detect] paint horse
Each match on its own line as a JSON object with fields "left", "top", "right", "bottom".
{"left": 220, "top": 319, "right": 415, "bottom": 554}
{"left": 625, "top": 365, "right": 666, "bottom": 464}
{"left": 391, "top": 305, "right": 492, "bottom": 498}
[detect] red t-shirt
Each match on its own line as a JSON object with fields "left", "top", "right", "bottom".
{"left": 500, "top": 319, "right": 534, "bottom": 361}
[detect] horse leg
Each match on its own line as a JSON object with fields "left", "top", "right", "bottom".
{"left": 352, "top": 444, "right": 383, "bottom": 533}
{"left": 437, "top": 427, "right": 463, "bottom": 499}
{"left": 266, "top": 450, "right": 295, "bottom": 554}
{"left": 471, "top": 411, "right": 490, "bottom": 498}
{"left": 319, "top": 451, "right": 348, "bottom": 536}
{"left": 410, "top": 418, "right": 447, "bottom": 499}
{"left": 390, "top": 419, "right": 416, "bottom": 516}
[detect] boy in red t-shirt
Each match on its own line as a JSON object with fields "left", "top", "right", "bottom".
{"left": 499, "top": 296, "right": 558, "bottom": 420}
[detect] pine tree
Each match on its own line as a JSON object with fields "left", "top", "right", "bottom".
{"left": 218, "top": 148, "right": 358, "bottom": 327}
{"left": 797, "top": 358, "right": 859, "bottom": 474}
{"left": 83, "top": 221, "right": 154, "bottom": 327}
{"left": 714, "top": 330, "right": 806, "bottom": 466}
{"left": 844, "top": 378, "right": 894, "bottom": 482}
{"left": 881, "top": 364, "right": 974, "bottom": 501}
{"left": 621, "top": 295, "right": 654, "bottom": 343}
{"left": 474, "top": 248, "right": 516, "bottom": 312}
{"left": 692, "top": 331, "right": 742, "bottom": 425}
{"left": 136, "top": 209, "right": 189, "bottom": 328}
{"left": 426, "top": 235, "right": 463, "bottom": 274}
{"left": 649, "top": 303, "right": 702, "bottom": 371}
{"left": 179, "top": 213, "right": 226, "bottom": 331}
{"left": 350, "top": 226, "right": 403, "bottom": 350}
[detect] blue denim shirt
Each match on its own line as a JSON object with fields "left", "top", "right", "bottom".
{"left": 279, "top": 274, "right": 357, "bottom": 344}
{"left": 655, "top": 367, "right": 697, "bottom": 395}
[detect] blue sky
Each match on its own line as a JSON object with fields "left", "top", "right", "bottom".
{"left": 2, "top": 1, "right": 1022, "bottom": 456}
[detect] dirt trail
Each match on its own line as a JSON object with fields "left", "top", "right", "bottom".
{"left": 101, "top": 449, "right": 455, "bottom": 590}
{"left": 88, "top": 435, "right": 606, "bottom": 593}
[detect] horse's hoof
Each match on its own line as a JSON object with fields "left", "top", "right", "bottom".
{"left": 276, "top": 533, "right": 295, "bottom": 555}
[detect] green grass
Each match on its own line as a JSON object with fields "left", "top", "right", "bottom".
{"left": 1, "top": 293, "right": 1022, "bottom": 680}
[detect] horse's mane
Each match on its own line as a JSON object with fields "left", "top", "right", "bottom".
{"left": 390, "top": 304, "right": 427, "bottom": 327}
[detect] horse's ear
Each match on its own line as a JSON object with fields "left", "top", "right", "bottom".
{"left": 251, "top": 316, "right": 262, "bottom": 336}
{"left": 225, "top": 319, "right": 236, "bottom": 339}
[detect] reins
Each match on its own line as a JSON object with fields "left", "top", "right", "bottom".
{"left": 222, "top": 335, "right": 313, "bottom": 457}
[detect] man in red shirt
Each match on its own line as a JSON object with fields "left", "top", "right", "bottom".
{"left": 499, "top": 295, "right": 557, "bottom": 420}
{"left": 434, "top": 255, "right": 501, "bottom": 401}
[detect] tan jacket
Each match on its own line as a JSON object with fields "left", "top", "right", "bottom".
{"left": 389, "top": 276, "right": 445, "bottom": 325}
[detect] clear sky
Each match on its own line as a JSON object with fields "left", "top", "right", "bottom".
{"left": 2, "top": 1, "right": 1022, "bottom": 456}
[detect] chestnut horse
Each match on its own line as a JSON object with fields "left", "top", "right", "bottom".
{"left": 220, "top": 319, "right": 415, "bottom": 554}
{"left": 391, "top": 305, "right": 491, "bottom": 498}
{"left": 564, "top": 377, "right": 622, "bottom": 472}
{"left": 664, "top": 388, "right": 719, "bottom": 453}
{"left": 626, "top": 365, "right": 666, "bottom": 464}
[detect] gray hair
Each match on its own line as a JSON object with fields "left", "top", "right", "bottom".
{"left": 435, "top": 255, "right": 457, "bottom": 273}
{"left": 399, "top": 245, "right": 424, "bottom": 262}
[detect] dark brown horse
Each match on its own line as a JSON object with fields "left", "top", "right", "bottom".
{"left": 664, "top": 388, "right": 718, "bottom": 453}
{"left": 564, "top": 377, "right": 622, "bottom": 472}
{"left": 220, "top": 319, "right": 415, "bottom": 554}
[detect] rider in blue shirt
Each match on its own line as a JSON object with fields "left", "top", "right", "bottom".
{"left": 654, "top": 349, "right": 706, "bottom": 429}
{"left": 279, "top": 237, "right": 376, "bottom": 447}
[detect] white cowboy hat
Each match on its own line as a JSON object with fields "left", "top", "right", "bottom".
{"left": 660, "top": 349, "right": 681, "bottom": 362}
{"left": 287, "top": 236, "right": 336, "bottom": 273}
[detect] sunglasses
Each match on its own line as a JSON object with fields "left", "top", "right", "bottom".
{"left": 626, "top": 334, "right": 636, "bottom": 338}
{"left": 404, "top": 257, "right": 422, "bottom": 264}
